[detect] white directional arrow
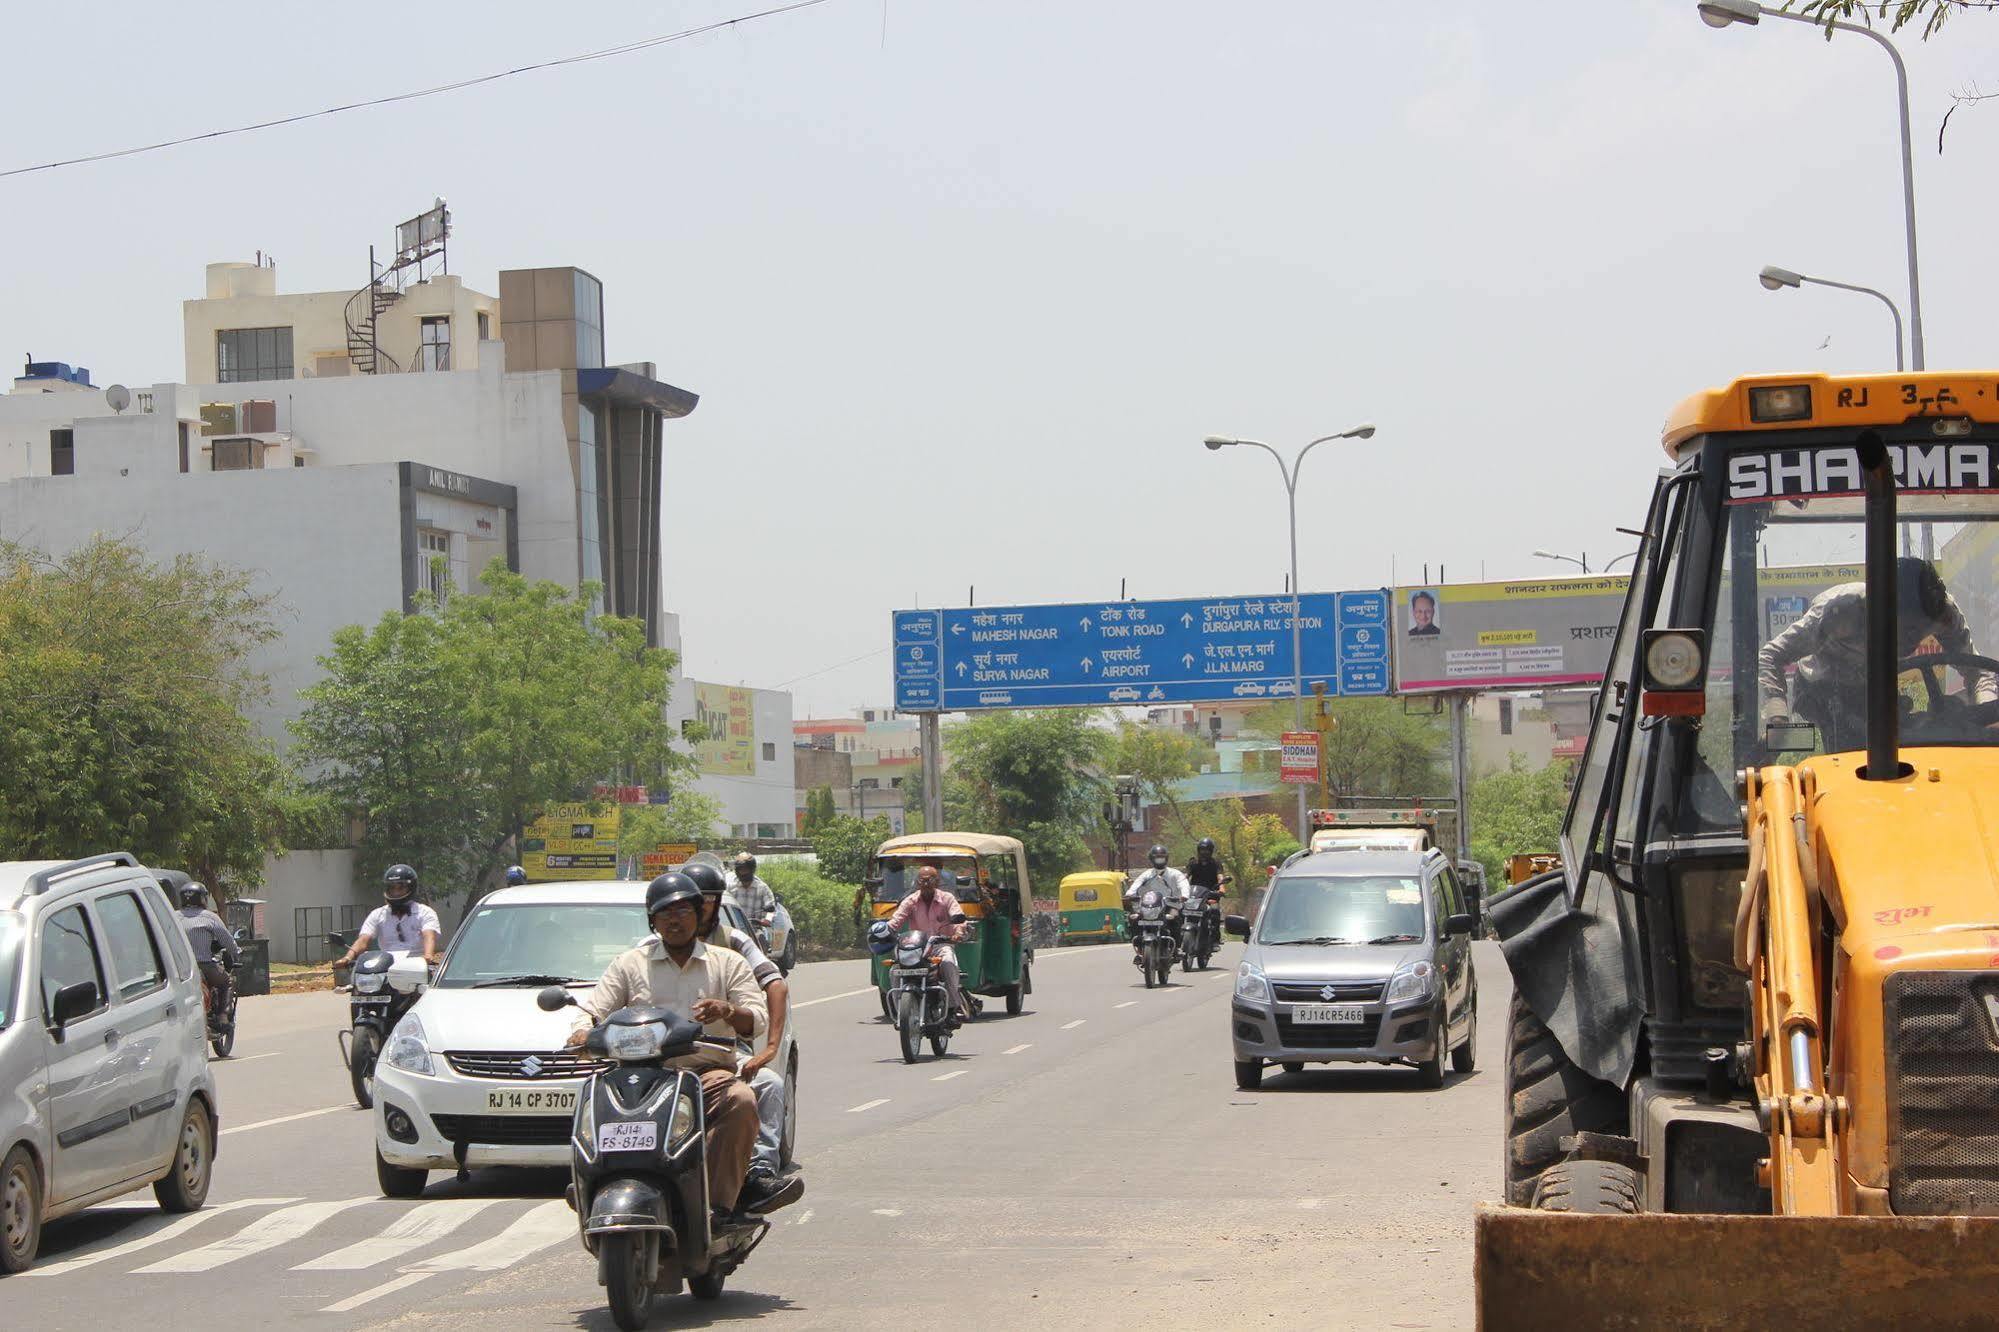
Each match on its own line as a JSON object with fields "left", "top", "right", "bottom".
{"left": 955, "top": 661, "right": 969, "bottom": 676}
{"left": 950, "top": 623, "right": 966, "bottom": 636}
{"left": 1181, "top": 653, "right": 1195, "bottom": 669}
{"left": 1079, "top": 617, "right": 1093, "bottom": 633}
{"left": 1081, "top": 657, "right": 1094, "bottom": 673}
{"left": 1180, "top": 612, "right": 1194, "bottom": 628}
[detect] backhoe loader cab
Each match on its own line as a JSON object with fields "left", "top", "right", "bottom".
{"left": 1482, "top": 372, "right": 1999, "bottom": 1326}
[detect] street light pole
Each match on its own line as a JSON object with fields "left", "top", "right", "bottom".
{"left": 1758, "top": 264, "right": 1905, "bottom": 371}
{"left": 1532, "top": 549, "right": 1591, "bottom": 574}
{"left": 1699, "top": 0, "right": 1925, "bottom": 369}
{"left": 1204, "top": 423, "right": 1377, "bottom": 839}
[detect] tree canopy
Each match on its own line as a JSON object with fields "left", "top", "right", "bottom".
{"left": 1244, "top": 697, "right": 1448, "bottom": 803}
{"left": 940, "top": 709, "right": 1108, "bottom": 888}
{"left": 0, "top": 537, "right": 285, "bottom": 888}
{"left": 810, "top": 813, "right": 893, "bottom": 886}
{"left": 1468, "top": 756, "right": 1572, "bottom": 885}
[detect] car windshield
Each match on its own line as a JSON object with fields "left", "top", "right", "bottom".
{"left": 0, "top": 912, "right": 21, "bottom": 1029}
{"left": 435, "top": 902, "right": 647, "bottom": 988}
{"left": 1257, "top": 875, "right": 1427, "bottom": 945}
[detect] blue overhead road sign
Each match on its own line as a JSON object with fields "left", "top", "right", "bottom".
{"left": 891, "top": 589, "right": 1392, "bottom": 712}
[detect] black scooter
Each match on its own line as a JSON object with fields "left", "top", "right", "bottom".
{"left": 535, "top": 987, "right": 779, "bottom": 1330}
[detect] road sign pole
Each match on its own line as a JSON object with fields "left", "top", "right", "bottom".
{"left": 920, "top": 711, "right": 944, "bottom": 832}
{"left": 1449, "top": 692, "right": 1472, "bottom": 864}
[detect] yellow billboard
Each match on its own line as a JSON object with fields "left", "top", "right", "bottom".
{"left": 521, "top": 801, "right": 621, "bottom": 881}
{"left": 693, "top": 682, "right": 755, "bottom": 776}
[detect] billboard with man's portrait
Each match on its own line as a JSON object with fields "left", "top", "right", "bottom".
{"left": 1394, "top": 576, "right": 1629, "bottom": 693}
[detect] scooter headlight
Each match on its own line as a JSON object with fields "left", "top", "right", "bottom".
{"left": 382, "top": 1013, "right": 434, "bottom": 1075}
{"left": 604, "top": 1020, "right": 669, "bottom": 1062}
{"left": 667, "top": 1088, "right": 700, "bottom": 1152}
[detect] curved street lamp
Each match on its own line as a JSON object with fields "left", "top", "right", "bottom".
{"left": 1758, "top": 264, "right": 1905, "bottom": 371}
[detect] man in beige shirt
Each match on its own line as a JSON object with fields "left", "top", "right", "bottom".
{"left": 568, "top": 874, "right": 767, "bottom": 1213}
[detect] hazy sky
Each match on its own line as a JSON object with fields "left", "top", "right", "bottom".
{"left": 7, "top": 2, "right": 1994, "bottom": 715}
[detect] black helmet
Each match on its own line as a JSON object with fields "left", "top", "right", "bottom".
{"left": 177, "top": 883, "right": 207, "bottom": 910}
{"left": 1149, "top": 843, "right": 1169, "bottom": 867}
{"left": 733, "top": 852, "right": 758, "bottom": 876}
{"left": 1196, "top": 837, "right": 1216, "bottom": 859}
{"left": 1896, "top": 556, "right": 1948, "bottom": 622}
{"left": 383, "top": 864, "right": 418, "bottom": 898}
{"left": 683, "top": 862, "right": 728, "bottom": 898}
{"left": 504, "top": 865, "right": 527, "bottom": 886}
{"left": 645, "top": 872, "right": 702, "bottom": 919}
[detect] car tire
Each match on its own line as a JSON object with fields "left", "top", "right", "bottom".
{"left": 0, "top": 1145, "right": 42, "bottom": 1275}
{"left": 1531, "top": 1159, "right": 1642, "bottom": 1214}
{"left": 153, "top": 1098, "right": 214, "bottom": 1212}
{"left": 1416, "top": 1030, "right": 1447, "bottom": 1089}
{"left": 1234, "top": 1059, "right": 1263, "bottom": 1091}
{"left": 1504, "top": 991, "right": 1624, "bottom": 1206}
{"left": 1451, "top": 1001, "right": 1477, "bottom": 1074}
{"left": 376, "top": 1147, "right": 428, "bottom": 1199}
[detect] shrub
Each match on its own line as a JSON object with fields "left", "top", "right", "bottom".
{"left": 763, "top": 860, "right": 866, "bottom": 959}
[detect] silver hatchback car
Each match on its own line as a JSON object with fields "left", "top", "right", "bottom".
{"left": 1226, "top": 848, "right": 1478, "bottom": 1090}
{"left": 0, "top": 854, "right": 220, "bottom": 1272}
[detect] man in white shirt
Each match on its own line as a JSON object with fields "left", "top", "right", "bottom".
{"left": 334, "top": 864, "right": 443, "bottom": 968}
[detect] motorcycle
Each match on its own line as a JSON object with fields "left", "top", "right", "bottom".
{"left": 888, "top": 912, "right": 977, "bottom": 1063}
{"left": 1181, "top": 888, "right": 1219, "bottom": 972}
{"left": 203, "top": 936, "right": 245, "bottom": 1058}
{"left": 329, "top": 931, "right": 427, "bottom": 1109}
{"left": 1127, "top": 889, "right": 1179, "bottom": 988}
{"left": 535, "top": 987, "right": 782, "bottom": 1331}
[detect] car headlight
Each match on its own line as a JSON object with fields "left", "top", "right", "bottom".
{"left": 1383, "top": 960, "right": 1436, "bottom": 1006}
{"left": 382, "top": 1013, "right": 434, "bottom": 1075}
{"left": 1235, "top": 963, "right": 1270, "bottom": 1003}
{"left": 667, "top": 1088, "right": 699, "bottom": 1151}
{"left": 353, "top": 970, "right": 386, "bottom": 994}
{"left": 604, "top": 1020, "right": 668, "bottom": 1062}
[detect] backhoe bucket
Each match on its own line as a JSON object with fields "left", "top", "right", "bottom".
{"left": 1475, "top": 1207, "right": 1999, "bottom": 1331}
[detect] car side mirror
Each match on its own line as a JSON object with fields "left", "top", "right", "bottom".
{"left": 1225, "top": 914, "right": 1250, "bottom": 939}
{"left": 1446, "top": 913, "right": 1474, "bottom": 936}
{"left": 50, "top": 979, "right": 99, "bottom": 1030}
{"left": 536, "top": 986, "right": 575, "bottom": 1012}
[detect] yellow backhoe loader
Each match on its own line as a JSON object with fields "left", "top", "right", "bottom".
{"left": 1479, "top": 372, "right": 1999, "bottom": 1328}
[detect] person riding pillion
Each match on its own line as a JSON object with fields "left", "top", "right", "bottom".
{"left": 175, "top": 883, "right": 239, "bottom": 1011}
{"left": 335, "top": 864, "right": 443, "bottom": 969}
{"left": 684, "top": 861, "right": 803, "bottom": 1212}
{"left": 1184, "top": 837, "right": 1231, "bottom": 950}
{"left": 887, "top": 865, "right": 973, "bottom": 1026}
{"left": 567, "top": 873, "right": 768, "bottom": 1217}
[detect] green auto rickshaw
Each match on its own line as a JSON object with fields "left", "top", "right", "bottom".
{"left": 867, "top": 832, "right": 1034, "bottom": 1019}
{"left": 1057, "top": 870, "right": 1128, "bottom": 944}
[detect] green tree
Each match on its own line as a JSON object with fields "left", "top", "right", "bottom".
{"left": 811, "top": 813, "right": 892, "bottom": 886}
{"left": 1793, "top": 1, "right": 1977, "bottom": 38}
{"left": 1245, "top": 698, "right": 1447, "bottom": 803}
{"left": 0, "top": 538, "right": 286, "bottom": 889}
{"left": 1104, "top": 720, "right": 1207, "bottom": 840}
{"left": 798, "top": 786, "right": 837, "bottom": 838}
{"left": 1468, "top": 756, "right": 1572, "bottom": 886}
{"left": 618, "top": 788, "right": 725, "bottom": 859}
{"left": 1167, "top": 798, "right": 1294, "bottom": 908}
{"left": 292, "top": 561, "right": 683, "bottom": 903}
{"left": 942, "top": 710, "right": 1108, "bottom": 888}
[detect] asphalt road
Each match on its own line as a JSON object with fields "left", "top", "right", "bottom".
{"left": 11, "top": 940, "right": 1509, "bottom": 1331}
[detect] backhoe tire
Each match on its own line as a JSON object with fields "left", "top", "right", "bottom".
{"left": 1504, "top": 991, "right": 1625, "bottom": 1206}
{"left": 1531, "top": 1159, "right": 1642, "bottom": 1214}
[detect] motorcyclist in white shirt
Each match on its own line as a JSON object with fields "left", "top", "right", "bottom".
{"left": 333, "top": 864, "right": 444, "bottom": 969}
{"left": 1124, "top": 844, "right": 1191, "bottom": 911}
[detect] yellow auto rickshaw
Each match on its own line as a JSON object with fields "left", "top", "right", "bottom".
{"left": 867, "top": 832, "right": 1034, "bottom": 1018}
{"left": 1056, "top": 869, "right": 1127, "bottom": 943}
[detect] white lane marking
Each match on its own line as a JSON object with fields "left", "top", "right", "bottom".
{"left": 323, "top": 1272, "right": 425, "bottom": 1313}
{"left": 293, "top": 1199, "right": 500, "bottom": 1271}
{"left": 932, "top": 1069, "right": 968, "bottom": 1082}
{"left": 1003, "top": 1043, "right": 1032, "bottom": 1055}
{"left": 793, "top": 986, "right": 879, "bottom": 1009}
{"left": 403, "top": 1201, "right": 572, "bottom": 1273}
{"left": 220, "top": 1105, "right": 347, "bottom": 1136}
{"left": 793, "top": 1209, "right": 814, "bottom": 1227}
{"left": 212, "top": 1052, "right": 281, "bottom": 1064}
{"left": 847, "top": 1098, "right": 890, "bottom": 1113}
{"left": 27, "top": 1198, "right": 301, "bottom": 1277}
{"left": 1061, "top": 1020, "right": 1087, "bottom": 1030}
{"left": 872, "top": 1208, "right": 903, "bottom": 1217}
{"left": 1298, "top": 1198, "right": 1324, "bottom": 1210}
{"left": 136, "top": 1198, "right": 370, "bottom": 1273}
{"left": 1114, "top": 1001, "right": 1137, "bottom": 1009}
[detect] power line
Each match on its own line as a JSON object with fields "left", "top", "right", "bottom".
{"left": 773, "top": 645, "right": 890, "bottom": 689}
{"left": 0, "top": 0, "right": 835, "bottom": 181}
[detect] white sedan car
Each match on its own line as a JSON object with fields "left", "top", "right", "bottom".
{"left": 371, "top": 880, "right": 798, "bottom": 1196}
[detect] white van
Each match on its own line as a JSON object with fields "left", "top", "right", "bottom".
{"left": 0, "top": 854, "right": 219, "bottom": 1273}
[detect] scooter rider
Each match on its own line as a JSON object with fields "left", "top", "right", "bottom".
{"left": 1126, "top": 844, "right": 1191, "bottom": 911}
{"left": 1184, "top": 837, "right": 1231, "bottom": 953}
{"left": 567, "top": 874, "right": 767, "bottom": 1218}
{"left": 175, "top": 883, "right": 239, "bottom": 1014}
{"left": 335, "top": 864, "right": 444, "bottom": 969}
{"left": 685, "top": 861, "right": 803, "bottom": 1212}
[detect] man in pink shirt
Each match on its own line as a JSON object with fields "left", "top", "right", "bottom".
{"left": 888, "top": 865, "right": 972, "bottom": 1025}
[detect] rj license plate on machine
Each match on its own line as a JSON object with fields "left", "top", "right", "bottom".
{"left": 484, "top": 1089, "right": 577, "bottom": 1114}
{"left": 1292, "top": 1004, "right": 1364, "bottom": 1025}
{"left": 596, "top": 1121, "right": 658, "bottom": 1153}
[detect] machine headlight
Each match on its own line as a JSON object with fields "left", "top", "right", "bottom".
{"left": 667, "top": 1088, "right": 699, "bottom": 1151}
{"left": 1383, "top": 960, "right": 1436, "bottom": 1006}
{"left": 895, "top": 943, "right": 926, "bottom": 967}
{"left": 382, "top": 1013, "right": 434, "bottom": 1075}
{"left": 353, "top": 970, "right": 386, "bottom": 995}
{"left": 1235, "top": 963, "right": 1270, "bottom": 1004}
{"left": 604, "top": 1020, "right": 668, "bottom": 1062}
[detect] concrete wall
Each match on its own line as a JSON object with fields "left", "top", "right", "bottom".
{"left": 256, "top": 848, "right": 368, "bottom": 964}
{"left": 184, "top": 266, "right": 499, "bottom": 381}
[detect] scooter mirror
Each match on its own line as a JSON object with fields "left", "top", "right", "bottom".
{"left": 536, "top": 985, "right": 575, "bottom": 1012}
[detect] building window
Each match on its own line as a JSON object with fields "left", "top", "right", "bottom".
{"left": 419, "top": 529, "right": 451, "bottom": 599}
{"left": 177, "top": 422, "right": 190, "bottom": 473}
{"left": 574, "top": 271, "right": 604, "bottom": 369}
{"left": 419, "top": 316, "right": 451, "bottom": 371}
{"left": 762, "top": 742, "right": 777, "bottom": 762}
{"left": 216, "top": 327, "right": 293, "bottom": 382}
{"left": 210, "top": 438, "right": 262, "bottom": 471}
{"left": 50, "top": 428, "right": 73, "bottom": 476}
{"left": 476, "top": 311, "right": 491, "bottom": 341}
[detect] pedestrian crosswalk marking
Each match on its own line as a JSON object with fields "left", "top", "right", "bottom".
{"left": 27, "top": 1197, "right": 301, "bottom": 1277}
{"left": 292, "top": 1199, "right": 500, "bottom": 1271}
{"left": 405, "top": 1200, "right": 573, "bottom": 1273}
{"left": 134, "top": 1197, "right": 370, "bottom": 1274}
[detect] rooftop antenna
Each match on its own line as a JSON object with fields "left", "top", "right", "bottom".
{"left": 104, "top": 384, "right": 131, "bottom": 414}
